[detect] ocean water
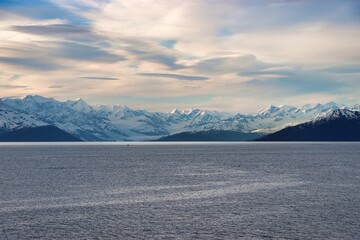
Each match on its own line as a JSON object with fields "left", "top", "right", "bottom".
{"left": 0, "top": 142, "right": 359, "bottom": 239}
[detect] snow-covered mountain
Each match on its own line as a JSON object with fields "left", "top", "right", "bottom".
{"left": 259, "top": 109, "right": 360, "bottom": 141}
{"left": 313, "top": 109, "right": 360, "bottom": 123}
{"left": 178, "top": 102, "right": 346, "bottom": 134}
{"left": 0, "top": 108, "right": 48, "bottom": 133}
{"left": 0, "top": 95, "right": 358, "bottom": 141}
{"left": 0, "top": 96, "right": 128, "bottom": 141}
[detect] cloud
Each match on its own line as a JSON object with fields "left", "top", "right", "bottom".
{"left": 0, "top": 84, "right": 28, "bottom": 89}
{"left": 0, "top": 56, "right": 60, "bottom": 71}
{"left": 12, "top": 24, "right": 93, "bottom": 36}
{"left": 9, "top": 74, "right": 23, "bottom": 80}
{"left": 54, "top": 42, "right": 126, "bottom": 62}
{"left": 193, "top": 54, "right": 271, "bottom": 74}
{"left": 123, "top": 39, "right": 183, "bottom": 70}
{"left": 78, "top": 76, "right": 119, "bottom": 80}
{"left": 270, "top": 0, "right": 308, "bottom": 7}
{"left": 240, "top": 66, "right": 298, "bottom": 76}
{"left": 0, "top": 0, "right": 359, "bottom": 112}
{"left": 319, "top": 65, "right": 360, "bottom": 74}
{"left": 224, "top": 24, "right": 360, "bottom": 66}
{"left": 140, "top": 54, "right": 183, "bottom": 70}
{"left": 243, "top": 71, "right": 345, "bottom": 95}
{"left": 138, "top": 73, "right": 209, "bottom": 81}
{"left": 48, "top": 85, "right": 64, "bottom": 88}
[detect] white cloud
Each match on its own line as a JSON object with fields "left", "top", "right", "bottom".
{"left": 224, "top": 23, "right": 360, "bottom": 67}
{"left": 0, "top": 0, "right": 359, "bottom": 112}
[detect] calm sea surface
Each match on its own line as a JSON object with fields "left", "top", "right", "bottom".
{"left": 0, "top": 143, "right": 359, "bottom": 239}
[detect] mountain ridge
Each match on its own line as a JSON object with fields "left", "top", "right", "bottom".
{"left": 258, "top": 109, "right": 360, "bottom": 141}
{"left": 0, "top": 95, "right": 358, "bottom": 141}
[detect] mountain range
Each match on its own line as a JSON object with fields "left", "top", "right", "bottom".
{"left": 258, "top": 109, "right": 360, "bottom": 141}
{"left": 0, "top": 95, "right": 359, "bottom": 141}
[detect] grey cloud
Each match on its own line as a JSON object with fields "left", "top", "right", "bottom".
{"left": 270, "top": 0, "right": 308, "bottom": 7}
{"left": 11, "top": 24, "right": 111, "bottom": 48}
{"left": 48, "top": 85, "right": 64, "bottom": 88}
{"left": 240, "top": 67, "right": 298, "bottom": 76}
{"left": 0, "top": 40, "right": 124, "bottom": 68}
{"left": 138, "top": 73, "right": 209, "bottom": 81}
{"left": 0, "top": 46, "right": 31, "bottom": 54}
{"left": 0, "top": 57, "right": 60, "bottom": 71}
{"left": 319, "top": 65, "right": 360, "bottom": 74}
{"left": 144, "top": 54, "right": 183, "bottom": 70}
{"left": 194, "top": 54, "right": 271, "bottom": 74}
{"left": 78, "top": 77, "right": 119, "bottom": 80}
{"left": 0, "top": 84, "right": 28, "bottom": 89}
{"left": 55, "top": 42, "right": 126, "bottom": 62}
{"left": 128, "top": 49, "right": 183, "bottom": 70}
{"left": 243, "top": 71, "right": 344, "bottom": 95}
{"left": 124, "top": 39, "right": 183, "bottom": 70}
{"left": 193, "top": 54, "right": 300, "bottom": 79}
{"left": 10, "top": 74, "right": 23, "bottom": 80}
{"left": 12, "top": 24, "right": 93, "bottom": 36}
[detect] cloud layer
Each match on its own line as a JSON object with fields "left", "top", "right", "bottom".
{"left": 0, "top": 0, "right": 359, "bottom": 112}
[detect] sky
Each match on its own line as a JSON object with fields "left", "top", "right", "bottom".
{"left": 0, "top": 0, "right": 359, "bottom": 113}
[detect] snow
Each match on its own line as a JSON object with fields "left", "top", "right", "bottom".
{"left": 0, "top": 108, "right": 48, "bottom": 132}
{"left": 311, "top": 109, "right": 360, "bottom": 124}
{"left": 0, "top": 96, "right": 358, "bottom": 141}
{"left": 170, "top": 108, "right": 179, "bottom": 114}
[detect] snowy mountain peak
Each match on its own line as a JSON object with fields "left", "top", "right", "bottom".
{"left": 187, "top": 108, "right": 203, "bottom": 115}
{"left": 169, "top": 108, "right": 203, "bottom": 115}
{"left": 324, "top": 101, "right": 339, "bottom": 107}
{"left": 66, "top": 98, "right": 93, "bottom": 112}
{"left": 325, "top": 109, "right": 359, "bottom": 119}
{"left": 23, "top": 95, "right": 53, "bottom": 103}
{"left": 314, "top": 109, "right": 360, "bottom": 122}
{"left": 74, "top": 98, "right": 85, "bottom": 103}
{"left": 351, "top": 104, "right": 360, "bottom": 111}
{"left": 170, "top": 108, "right": 180, "bottom": 114}
{"left": 318, "top": 102, "right": 341, "bottom": 111}
{"left": 257, "top": 105, "right": 280, "bottom": 115}
{"left": 95, "top": 104, "right": 130, "bottom": 112}
{"left": 296, "top": 102, "right": 343, "bottom": 114}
